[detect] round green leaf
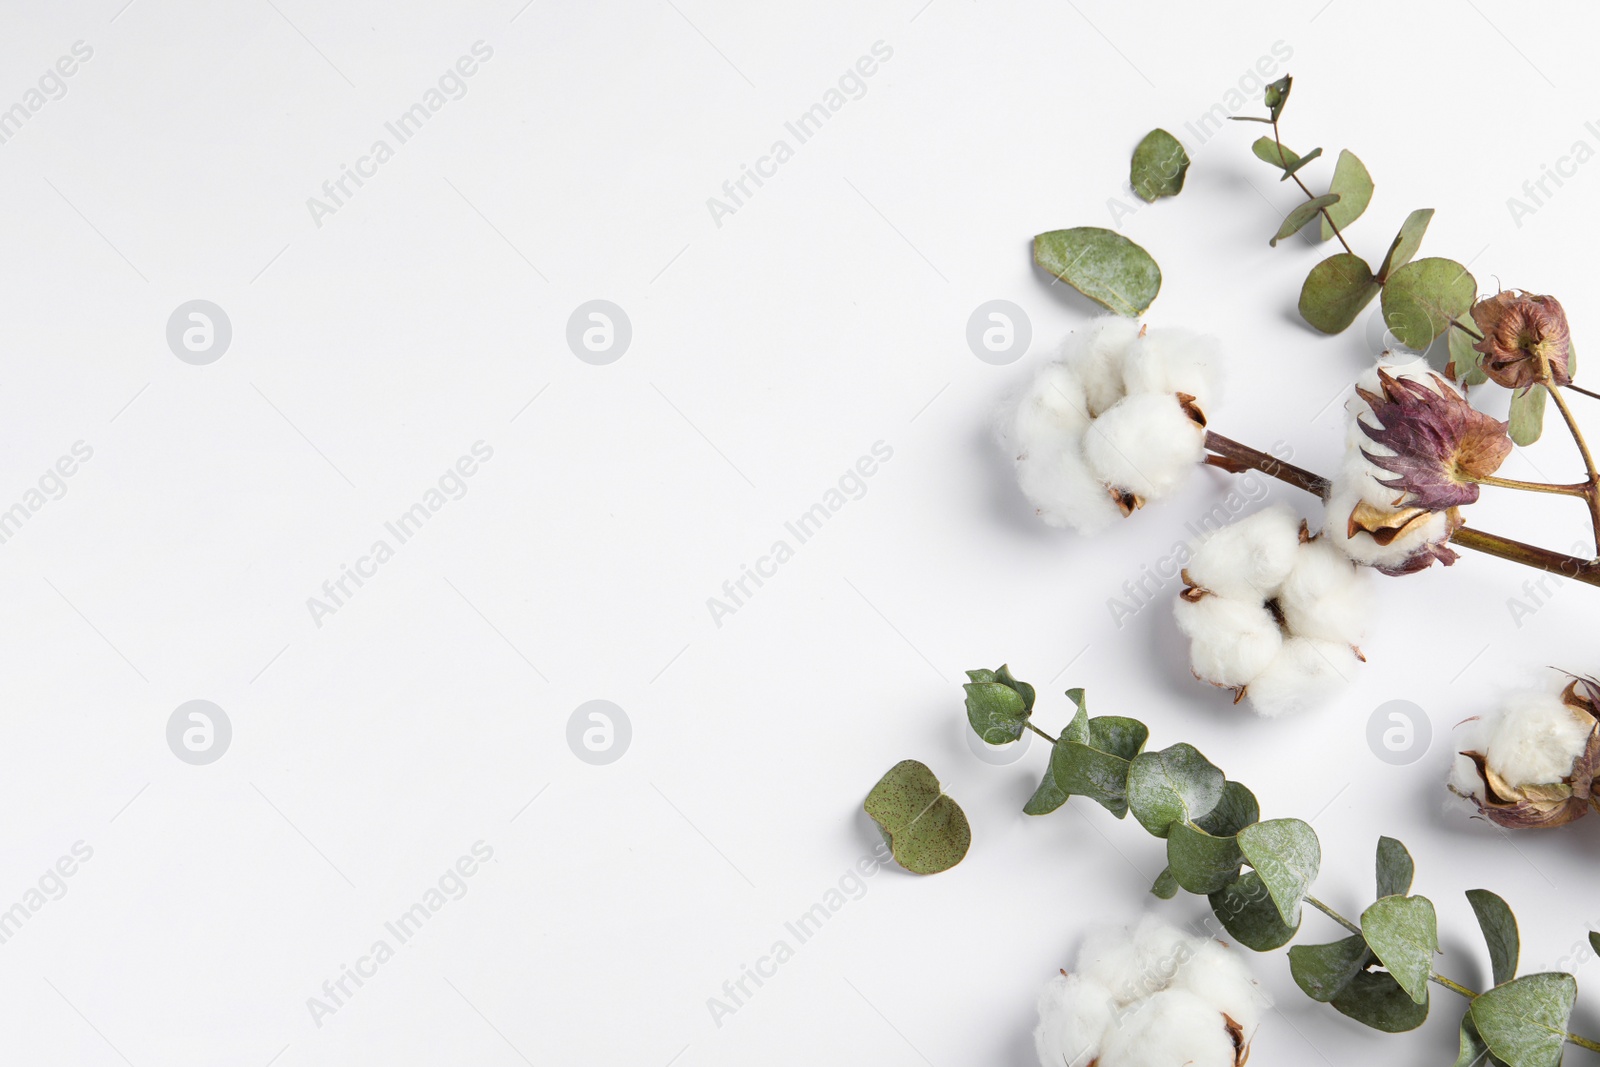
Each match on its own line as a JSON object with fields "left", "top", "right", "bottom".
{"left": 1127, "top": 743, "right": 1225, "bottom": 837}
{"left": 1510, "top": 384, "right": 1547, "bottom": 446}
{"left": 1087, "top": 715, "right": 1147, "bottom": 761}
{"left": 1299, "top": 253, "right": 1380, "bottom": 334}
{"left": 1237, "top": 818, "right": 1321, "bottom": 926}
{"left": 1252, "top": 136, "right": 1301, "bottom": 171}
{"left": 1208, "top": 870, "right": 1300, "bottom": 950}
{"left": 1166, "top": 821, "right": 1243, "bottom": 894}
{"left": 1380, "top": 257, "right": 1477, "bottom": 350}
{"left": 1376, "top": 836, "right": 1414, "bottom": 899}
{"left": 1377, "top": 207, "right": 1435, "bottom": 281}
{"left": 1051, "top": 740, "right": 1133, "bottom": 818}
{"left": 1289, "top": 934, "right": 1373, "bottom": 1003}
{"left": 1196, "top": 781, "right": 1259, "bottom": 836}
{"left": 1470, "top": 973, "right": 1577, "bottom": 1067}
{"left": 1466, "top": 889, "right": 1521, "bottom": 988}
{"left": 863, "top": 760, "right": 971, "bottom": 875}
{"left": 964, "top": 681, "right": 1029, "bottom": 744}
{"left": 1131, "top": 128, "right": 1190, "bottom": 202}
{"left": 1320, "top": 150, "right": 1373, "bottom": 240}
{"left": 1272, "top": 193, "right": 1340, "bottom": 247}
{"left": 1033, "top": 228, "right": 1161, "bottom": 317}
{"left": 1150, "top": 867, "right": 1179, "bottom": 900}
{"left": 1360, "top": 895, "right": 1438, "bottom": 1005}
{"left": 1332, "top": 970, "right": 1430, "bottom": 1033}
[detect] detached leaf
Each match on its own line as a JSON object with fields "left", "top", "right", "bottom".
{"left": 1470, "top": 973, "right": 1577, "bottom": 1067}
{"left": 1361, "top": 895, "right": 1439, "bottom": 1005}
{"left": 1126, "top": 743, "right": 1225, "bottom": 837}
{"left": 1237, "top": 818, "right": 1321, "bottom": 926}
{"left": 863, "top": 760, "right": 971, "bottom": 875}
{"left": 1034, "top": 228, "right": 1162, "bottom": 317}
{"left": 1509, "top": 385, "right": 1547, "bottom": 446}
{"left": 1166, "top": 821, "right": 1245, "bottom": 894}
{"left": 1289, "top": 934, "right": 1373, "bottom": 1002}
{"left": 1252, "top": 137, "right": 1301, "bottom": 171}
{"left": 1131, "top": 129, "right": 1190, "bottom": 202}
{"left": 1449, "top": 314, "right": 1488, "bottom": 385}
{"left": 1299, "top": 253, "right": 1380, "bottom": 334}
{"left": 1377, "top": 207, "right": 1435, "bottom": 281}
{"left": 1272, "top": 193, "right": 1340, "bottom": 247}
{"left": 1209, "top": 870, "right": 1301, "bottom": 950}
{"left": 1380, "top": 257, "right": 1477, "bottom": 350}
{"left": 1376, "top": 836, "right": 1414, "bottom": 898}
{"left": 1332, "top": 970, "right": 1430, "bottom": 1032}
{"left": 1466, "top": 889, "right": 1520, "bottom": 987}
{"left": 1320, "top": 149, "right": 1373, "bottom": 239}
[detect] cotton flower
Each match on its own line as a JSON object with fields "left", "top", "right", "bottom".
{"left": 1034, "top": 915, "right": 1265, "bottom": 1067}
{"left": 1176, "top": 504, "right": 1371, "bottom": 716}
{"left": 1470, "top": 290, "right": 1572, "bottom": 389}
{"left": 1322, "top": 357, "right": 1510, "bottom": 575}
{"left": 1449, "top": 677, "right": 1600, "bottom": 829}
{"left": 999, "top": 318, "right": 1222, "bottom": 532}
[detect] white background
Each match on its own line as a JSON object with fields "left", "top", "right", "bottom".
{"left": 1, "top": 0, "right": 1598, "bottom": 1064}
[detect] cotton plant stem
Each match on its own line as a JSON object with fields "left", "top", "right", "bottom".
{"left": 1570, "top": 383, "right": 1600, "bottom": 402}
{"left": 1201, "top": 431, "right": 1600, "bottom": 587}
{"left": 1474, "top": 474, "right": 1592, "bottom": 497}
{"left": 1271, "top": 119, "right": 1354, "bottom": 256}
{"left": 1304, "top": 894, "right": 1600, "bottom": 1055}
{"left": 1544, "top": 381, "right": 1600, "bottom": 555}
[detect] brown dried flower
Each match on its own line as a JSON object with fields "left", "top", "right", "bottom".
{"left": 1355, "top": 369, "right": 1513, "bottom": 511}
{"left": 1469, "top": 290, "right": 1572, "bottom": 389}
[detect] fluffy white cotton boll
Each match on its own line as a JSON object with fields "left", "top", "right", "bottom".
{"left": 1062, "top": 316, "right": 1141, "bottom": 417}
{"left": 1485, "top": 691, "right": 1595, "bottom": 788}
{"left": 1083, "top": 393, "right": 1205, "bottom": 499}
{"left": 1320, "top": 455, "right": 1452, "bottom": 568}
{"left": 1034, "top": 971, "right": 1116, "bottom": 1067}
{"left": 1345, "top": 355, "right": 1443, "bottom": 446}
{"left": 1078, "top": 915, "right": 1195, "bottom": 1006}
{"left": 1174, "top": 595, "right": 1283, "bottom": 689}
{"left": 1097, "top": 989, "right": 1239, "bottom": 1067}
{"left": 1246, "top": 637, "right": 1360, "bottom": 718}
{"left": 1122, "top": 327, "right": 1223, "bottom": 411}
{"left": 1007, "top": 361, "right": 1093, "bottom": 446}
{"left": 1172, "top": 939, "right": 1267, "bottom": 1037}
{"left": 1183, "top": 505, "right": 1302, "bottom": 600}
{"left": 1278, "top": 538, "right": 1372, "bottom": 647}
{"left": 1012, "top": 440, "right": 1125, "bottom": 533}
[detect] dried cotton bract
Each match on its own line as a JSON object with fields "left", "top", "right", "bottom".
{"left": 1034, "top": 915, "right": 1265, "bottom": 1067}
{"left": 1175, "top": 505, "right": 1371, "bottom": 716}
{"left": 999, "top": 318, "right": 1222, "bottom": 532}
{"left": 1449, "top": 677, "right": 1600, "bottom": 829}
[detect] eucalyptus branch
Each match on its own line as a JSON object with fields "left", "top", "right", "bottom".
{"left": 1271, "top": 117, "right": 1353, "bottom": 256}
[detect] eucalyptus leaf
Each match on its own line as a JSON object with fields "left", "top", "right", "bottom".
{"left": 1131, "top": 128, "right": 1190, "bottom": 202}
{"left": 1062, "top": 689, "right": 1091, "bottom": 744}
{"left": 1264, "top": 75, "right": 1291, "bottom": 120}
{"left": 1377, "top": 207, "right": 1435, "bottom": 281}
{"left": 1332, "top": 970, "right": 1430, "bottom": 1033}
{"left": 1590, "top": 931, "right": 1599, "bottom": 957}
{"left": 1299, "top": 253, "right": 1380, "bottom": 334}
{"left": 1450, "top": 314, "right": 1488, "bottom": 385}
{"left": 1272, "top": 193, "right": 1340, "bottom": 247}
{"left": 863, "top": 760, "right": 971, "bottom": 875}
{"left": 1510, "top": 385, "right": 1547, "bottom": 447}
{"left": 1320, "top": 149, "right": 1373, "bottom": 240}
{"left": 1252, "top": 137, "right": 1301, "bottom": 171}
{"left": 1022, "top": 759, "right": 1070, "bottom": 816}
{"left": 1361, "top": 895, "right": 1439, "bottom": 1005}
{"left": 1051, "top": 740, "right": 1133, "bottom": 818}
{"left": 1376, "top": 836, "right": 1414, "bottom": 899}
{"left": 1237, "top": 818, "right": 1321, "bottom": 926}
{"left": 1456, "top": 1013, "right": 1496, "bottom": 1067}
{"left": 1470, "top": 973, "right": 1577, "bottom": 1067}
{"left": 1034, "top": 228, "right": 1162, "bottom": 317}
{"left": 1151, "top": 867, "right": 1179, "bottom": 900}
{"left": 1289, "top": 934, "right": 1373, "bottom": 1003}
{"left": 1166, "top": 821, "right": 1244, "bottom": 894}
{"left": 1196, "top": 781, "right": 1260, "bottom": 836}
{"left": 1380, "top": 257, "right": 1477, "bottom": 350}
{"left": 1127, "top": 743, "right": 1225, "bottom": 837}
{"left": 1278, "top": 146, "right": 1324, "bottom": 181}
{"left": 1466, "top": 889, "right": 1520, "bottom": 987}
{"left": 964, "top": 679, "right": 1030, "bottom": 745}
{"left": 1209, "top": 870, "right": 1301, "bottom": 951}
{"left": 1087, "top": 716, "right": 1148, "bottom": 761}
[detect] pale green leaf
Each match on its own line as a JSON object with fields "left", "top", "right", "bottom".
{"left": 1034, "top": 228, "right": 1161, "bottom": 317}
{"left": 1299, "top": 253, "right": 1380, "bottom": 334}
{"left": 1361, "top": 895, "right": 1438, "bottom": 1004}
{"left": 1320, "top": 150, "right": 1373, "bottom": 240}
{"left": 1131, "top": 128, "right": 1189, "bottom": 202}
{"left": 863, "top": 760, "right": 971, "bottom": 875}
